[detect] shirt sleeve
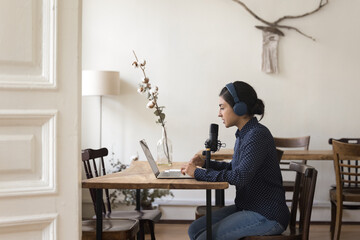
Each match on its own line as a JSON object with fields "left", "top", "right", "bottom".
{"left": 195, "top": 129, "right": 270, "bottom": 187}
{"left": 195, "top": 160, "right": 232, "bottom": 181}
{"left": 208, "top": 160, "right": 231, "bottom": 170}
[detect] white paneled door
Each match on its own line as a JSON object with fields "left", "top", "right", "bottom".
{"left": 0, "top": 0, "right": 81, "bottom": 239}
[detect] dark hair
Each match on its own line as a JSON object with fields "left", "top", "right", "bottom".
{"left": 219, "top": 81, "right": 265, "bottom": 120}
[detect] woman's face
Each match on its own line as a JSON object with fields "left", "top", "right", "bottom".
{"left": 218, "top": 96, "right": 240, "bottom": 128}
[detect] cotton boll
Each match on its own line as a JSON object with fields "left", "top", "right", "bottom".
{"left": 146, "top": 101, "right": 155, "bottom": 108}
{"left": 137, "top": 87, "right": 144, "bottom": 94}
{"left": 130, "top": 152, "right": 139, "bottom": 161}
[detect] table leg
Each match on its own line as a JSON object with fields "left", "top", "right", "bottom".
{"left": 136, "top": 189, "right": 141, "bottom": 211}
{"left": 206, "top": 189, "right": 212, "bottom": 240}
{"left": 96, "top": 188, "right": 103, "bottom": 240}
{"left": 136, "top": 189, "right": 144, "bottom": 240}
{"left": 204, "top": 148, "right": 213, "bottom": 240}
{"left": 215, "top": 189, "right": 225, "bottom": 207}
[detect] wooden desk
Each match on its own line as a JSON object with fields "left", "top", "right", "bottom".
{"left": 206, "top": 149, "right": 335, "bottom": 160}
{"left": 282, "top": 150, "right": 333, "bottom": 160}
{"left": 82, "top": 161, "right": 229, "bottom": 240}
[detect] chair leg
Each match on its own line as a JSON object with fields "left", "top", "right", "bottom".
{"left": 330, "top": 200, "right": 336, "bottom": 239}
{"left": 333, "top": 201, "right": 343, "bottom": 240}
{"left": 138, "top": 221, "right": 145, "bottom": 240}
{"left": 148, "top": 221, "right": 156, "bottom": 240}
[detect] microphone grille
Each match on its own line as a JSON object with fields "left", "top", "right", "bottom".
{"left": 210, "top": 123, "right": 219, "bottom": 133}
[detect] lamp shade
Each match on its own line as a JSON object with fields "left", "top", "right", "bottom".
{"left": 82, "top": 70, "right": 120, "bottom": 96}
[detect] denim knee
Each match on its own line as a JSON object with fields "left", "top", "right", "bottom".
{"left": 188, "top": 222, "right": 195, "bottom": 240}
{"left": 188, "top": 221, "right": 199, "bottom": 240}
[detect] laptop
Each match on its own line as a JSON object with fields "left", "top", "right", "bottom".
{"left": 139, "top": 139, "right": 194, "bottom": 179}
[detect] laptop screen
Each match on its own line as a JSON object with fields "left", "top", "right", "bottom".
{"left": 139, "top": 139, "right": 160, "bottom": 176}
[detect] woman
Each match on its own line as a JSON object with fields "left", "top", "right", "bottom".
{"left": 181, "top": 81, "right": 290, "bottom": 240}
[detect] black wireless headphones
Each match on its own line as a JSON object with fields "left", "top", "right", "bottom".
{"left": 225, "top": 83, "right": 248, "bottom": 116}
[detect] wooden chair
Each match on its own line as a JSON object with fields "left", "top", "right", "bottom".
{"left": 274, "top": 136, "right": 310, "bottom": 201}
{"left": 82, "top": 219, "right": 139, "bottom": 240}
{"left": 241, "top": 162, "right": 318, "bottom": 240}
{"left": 329, "top": 140, "right": 360, "bottom": 240}
{"left": 195, "top": 149, "right": 284, "bottom": 219}
{"left": 328, "top": 138, "right": 360, "bottom": 190}
{"left": 82, "top": 148, "right": 162, "bottom": 240}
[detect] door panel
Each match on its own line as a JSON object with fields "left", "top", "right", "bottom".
{"left": 0, "top": 214, "right": 57, "bottom": 240}
{"left": 0, "top": 110, "right": 56, "bottom": 195}
{"left": 0, "top": 0, "right": 81, "bottom": 239}
{"left": 0, "top": 0, "right": 56, "bottom": 88}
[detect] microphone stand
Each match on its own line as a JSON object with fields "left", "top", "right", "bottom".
{"left": 203, "top": 137, "right": 226, "bottom": 240}
{"left": 204, "top": 141, "right": 212, "bottom": 240}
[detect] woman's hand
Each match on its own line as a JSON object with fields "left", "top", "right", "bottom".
{"left": 180, "top": 154, "right": 205, "bottom": 177}
{"left": 190, "top": 154, "right": 205, "bottom": 167}
{"left": 181, "top": 162, "right": 197, "bottom": 177}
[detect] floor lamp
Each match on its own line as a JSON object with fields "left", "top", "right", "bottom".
{"left": 82, "top": 70, "right": 120, "bottom": 173}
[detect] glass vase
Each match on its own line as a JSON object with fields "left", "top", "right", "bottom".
{"left": 157, "top": 126, "right": 172, "bottom": 166}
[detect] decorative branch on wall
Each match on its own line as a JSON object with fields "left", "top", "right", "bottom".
{"left": 231, "top": 0, "right": 328, "bottom": 74}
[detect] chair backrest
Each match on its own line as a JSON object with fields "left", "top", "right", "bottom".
{"left": 329, "top": 138, "right": 360, "bottom": 145}
{"left": 288, "top": 162, "right": 317, "bottom": 240}
{"left": 276, "top": 148, "right": 284, "bottom": 163}
{"left": 82, "top": 148, "right": 112, "bottom": 216}
{"left": 274, "top": 136, "right": 310, "bottom": 166}
{"left": 275, "top": 136, "right": 310, "bottom": 150}
{"left": 332, "top": 140, "right": 360, "bottom": 190}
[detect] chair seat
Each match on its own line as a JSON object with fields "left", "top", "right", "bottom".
{"left": 330, "top": 183, "right": 359, "bottom": 189}
{"left": 97, "top": 210, "right": 162, "bottom": 238}
{"left": 330, "top": 188, "right": 360, "bottom": 205}
{"left": 195, "top": 205, "right": 224, "bottom": 219}
{"left": 95, "top": 209, "right": 162, "bottom": 222}
{"left": 241, "top": 228, "right": 302, "bottom": 240}
{"left": 82, "top": 219, "right": 139, "bottom": 240}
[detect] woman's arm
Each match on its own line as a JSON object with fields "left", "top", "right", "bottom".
{"left": 195, "top": 130, "right": 270, "bottom": 186}
{"left": 190, "top": 153, "right": 232, "bottom": 170}
{"left": 182, "top": 154, "right": 232, "bottom": 177}
{"left": 208, "top": 160, "right": 232, "bottom": 170}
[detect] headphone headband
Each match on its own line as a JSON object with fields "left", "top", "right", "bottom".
{"left": 225, "top": 83, "right": 239, "bottom": 104}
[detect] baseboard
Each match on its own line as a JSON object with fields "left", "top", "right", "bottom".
{"left": 310, "top": 221, "right": 360, "bottom": 225}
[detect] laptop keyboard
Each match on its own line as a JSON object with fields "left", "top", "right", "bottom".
{"left": 161, "top": 170, "right": 182, "bottom": 177}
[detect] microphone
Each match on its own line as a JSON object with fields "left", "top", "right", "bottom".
{"left": 209, "top": 124, "right": 219, "bottom": 152}
{"left": 205, "top": 123, "right": 223, "bottom": 152}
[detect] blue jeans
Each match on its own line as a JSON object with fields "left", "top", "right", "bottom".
{"left": 188, "top": 205, "right": 285, "bottom": 240}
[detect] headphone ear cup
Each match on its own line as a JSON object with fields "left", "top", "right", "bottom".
{"left": 233, "top": 102, "right": 248, "bottom": 116}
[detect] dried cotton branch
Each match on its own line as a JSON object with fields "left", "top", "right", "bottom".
{"left": 231, "top": 0, "right": 329, "bottom": 41}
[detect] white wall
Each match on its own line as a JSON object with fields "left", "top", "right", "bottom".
{"left": 82, "top": 0, "right": 360, "bottom": 221}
